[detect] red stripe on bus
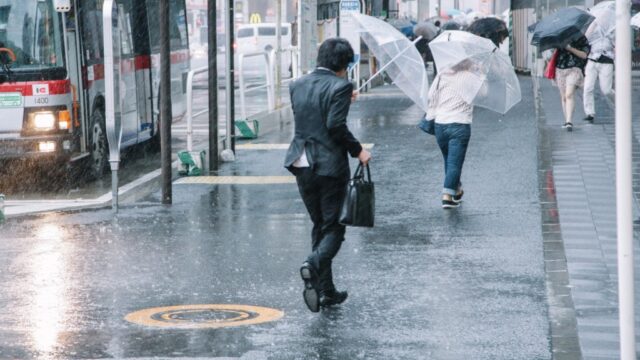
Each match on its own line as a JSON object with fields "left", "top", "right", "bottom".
{"left": 87, "top": 51, "right": 188, "bottom": 84}
{"left": 135, "top": 55, "right": 151, "bottom": 70}
{"left": 0, "top": 80, "right": 70, "bottom": 96}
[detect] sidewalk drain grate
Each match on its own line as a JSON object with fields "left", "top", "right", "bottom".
{"left": 125, "top": 304, "right": 284, "bottom": 329}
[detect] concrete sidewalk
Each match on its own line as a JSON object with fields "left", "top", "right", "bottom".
{"left": 536, "top": 75, "right": 640, "bottom": 359}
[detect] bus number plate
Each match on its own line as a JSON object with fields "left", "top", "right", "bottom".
{"left": 0, "top": 92, "right": 23, "bottom": 108}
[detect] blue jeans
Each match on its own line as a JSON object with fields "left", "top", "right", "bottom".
{"left": 434, "top": 123, "right": 471, "bottom": 196}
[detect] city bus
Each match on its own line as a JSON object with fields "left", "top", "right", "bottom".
{"left": 0, "top": 0, "right": 189, "bottom": 179}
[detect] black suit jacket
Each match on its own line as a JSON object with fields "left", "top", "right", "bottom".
{"left": 284, "top": 68, "right": 362, "bottom": 180}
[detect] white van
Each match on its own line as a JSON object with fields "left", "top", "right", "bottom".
{"left": 236, "top": 23, "right": 292, "bottom": 54}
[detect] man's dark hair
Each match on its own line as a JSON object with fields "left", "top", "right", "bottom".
{"left": 316, "top": 38, "right": 354, "bottom": 72}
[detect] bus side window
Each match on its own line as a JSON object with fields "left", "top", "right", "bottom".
{"left": 170, "top": 1, "right": 188, "bottom": 49}
{"left": 79, "top": 0, "right": 103, "bottom": 63}
{"left": 118, "top": 3, "right": 133, "bottom": 56}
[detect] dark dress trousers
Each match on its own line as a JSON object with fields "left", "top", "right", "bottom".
{"left": 284, "top": 68, "right": 363, "bottom": 295}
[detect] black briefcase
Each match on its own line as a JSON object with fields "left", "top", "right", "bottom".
{"left": 339, "top": 163, "right": 375, "bottom": 227}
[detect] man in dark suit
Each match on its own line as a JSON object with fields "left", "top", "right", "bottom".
{"left": 284, "top": 38, "right": 372, "bottom": 313}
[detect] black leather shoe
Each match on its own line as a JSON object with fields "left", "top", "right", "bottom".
{"left": 583, "top": 115, "right": 594, "bottom": 122}
{"left": 320, "top": 290, "right": 348, "bottom": 307}
{"left": 300, "top": 262, "right": 319, "bottom": 313}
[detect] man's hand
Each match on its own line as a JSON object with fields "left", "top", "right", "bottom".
{"left": 358, "top": 149, "right": 372, "bottom": 165}
{"left": 351, "top": 90, "right": 358, "bottom": 103}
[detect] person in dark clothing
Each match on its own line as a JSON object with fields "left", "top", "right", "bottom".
{"left": 553, "top": 36, "right": 590, "bottom": 131}
{"left": 284, "top": 38, "right": 372, "bottom": 312}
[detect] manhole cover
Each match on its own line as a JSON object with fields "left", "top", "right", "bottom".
{"left": 125, "top": 304, "right": 284, "bottom": 329}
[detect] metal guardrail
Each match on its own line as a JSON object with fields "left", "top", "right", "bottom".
{"left": 184, "top": 46, "right": 301, "bottom": 150}
{"left": 238, "top": 51, "right": 275, "bottom": 120}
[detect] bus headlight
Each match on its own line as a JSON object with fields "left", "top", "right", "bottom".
{"left": 32, "top": 112, "right": 56, "bottom": 130}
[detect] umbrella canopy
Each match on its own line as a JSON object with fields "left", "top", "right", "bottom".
{"left": 441, "top": 20, "right": 463, "bottom": 31}
{"left": 529, "top": 7, "right": 595, "bottom": 51}
{"left": 586, "top": 1, "right": 615, "bottom": 42}
{"left": 632, "top": 12, "right": 640, "bottom": 28}
{"left": 429, "top": 30, "right": 521, "bottom": 114}
{"left": 413, "top": 21, "right": 439, "bottom": 41}
{"left": 388, "top": 18, "right": 415, "bottom": 37}
{"left": 467, "top": 17, "right": 509, "bottom": 46}
{"left": 352, "top": 13, "right": 429, "bottom": 111}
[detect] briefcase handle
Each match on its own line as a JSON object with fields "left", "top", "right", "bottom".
{"left": 354, "top": 163, "right": 372, "bottom": 182}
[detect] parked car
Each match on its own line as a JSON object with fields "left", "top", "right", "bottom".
{"left": 236, "top": 23, "right": 292, "bottom": 54}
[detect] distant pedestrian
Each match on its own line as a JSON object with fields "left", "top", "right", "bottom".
{"left": 284, "top": 38, "right": 372, "bottom": 312}
{"left": 427, "top": 20, "right": 508, "bottom": 209}
{"left": 553, "top": 36, "right": 590, "bottom": 131}
{"left": 583, "top": 25, "right": 615, "bottom": 123}
{"left": 415, "top": 37, "right": 437, "bottom": 75}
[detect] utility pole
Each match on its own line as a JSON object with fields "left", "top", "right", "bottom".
{"left": 225, "top": 0, "right": 236, "bottom": 153}
{"left": 159, "top": 0, "right": 172, "bottom": 204}
{"left": 614, "top": 1, "right": 636, "bottom": 358}
{"left": 208, "top": 0, "right": 219, "bottom": 172}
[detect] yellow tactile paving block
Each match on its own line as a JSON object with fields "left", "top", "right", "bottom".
{"left": 174, "top": 176, "right": 296, "bottom": 185}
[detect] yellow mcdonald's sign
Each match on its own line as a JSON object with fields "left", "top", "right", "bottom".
{"left": 249, "top": 13, "right": 262, "bottom": 24}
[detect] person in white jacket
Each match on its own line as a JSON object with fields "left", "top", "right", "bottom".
{"left": 583, "top": 22, "right": 615, "bottom": 122}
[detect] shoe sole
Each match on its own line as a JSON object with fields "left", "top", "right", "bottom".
{"left": 300, "top": 266, "right": 319, "bottom": 312}
{"left": 320, "top": 293, "right": 348, "bottom": 307}
{"left": 442, "top": 204, "right": 460, "bottom": 209}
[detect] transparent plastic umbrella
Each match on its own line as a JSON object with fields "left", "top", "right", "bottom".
{"left": 586, "top": 1, "right": 615, "bottom": 43}
{"left": 352, "top": 13, "right": 429, "bottom": 112}
{"left": 633, "top": 12, "right": 640, "bottom": 28}
{"left": 429, "top": 30, "right": 521, "bottom": 114}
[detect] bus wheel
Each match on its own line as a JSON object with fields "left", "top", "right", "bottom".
{"left": 89, "top": 110, "right": 108, "bottom": 179}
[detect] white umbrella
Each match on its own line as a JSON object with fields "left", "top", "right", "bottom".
{"left": 586, "top": 1, "right": 615, "bottom": 43}
{"left": 428, "top": 30, "right": 521, "bottom": 114}
{"left": 352, "top": 13, "right": 429, "bottom": 112}
{"left": 631, "top": 12, "right": 640, "bottom": 28}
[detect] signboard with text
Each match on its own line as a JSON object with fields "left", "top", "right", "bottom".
{"left": 339, "top": 0, "right": 361, "bottom": 57}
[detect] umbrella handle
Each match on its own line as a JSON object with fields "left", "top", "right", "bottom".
{"left": 356, "top": 36, "right": 423, "bottom": 93}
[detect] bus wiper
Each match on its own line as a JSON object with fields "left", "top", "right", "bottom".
{"left": 0, "top": 63, "right": 14, "bottom": 84}
{"left": 0, "top": 46, "right": 16, "bottom": 83}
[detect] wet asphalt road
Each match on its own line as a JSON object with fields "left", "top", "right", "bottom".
{"left": 0, "top": 77, "right": 551, "bottom": 359}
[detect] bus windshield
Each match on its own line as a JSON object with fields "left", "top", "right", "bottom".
{"left": 0, "top": 0, "right": 65, "bottom": 73}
